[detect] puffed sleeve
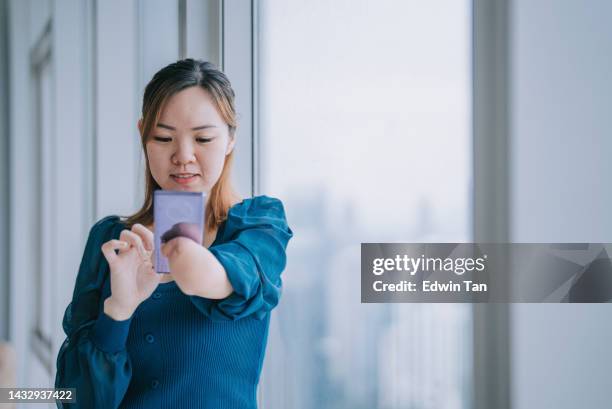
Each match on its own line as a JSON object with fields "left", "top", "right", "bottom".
{"left": 189, "top": 195, "right": 293, "bottom": 321}
{"left": 54, "top": 216, "right": 133, "bottom": 408}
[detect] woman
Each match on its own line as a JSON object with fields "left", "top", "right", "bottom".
{"left": 54, "top": 59, "right": 293, "bottom": 408}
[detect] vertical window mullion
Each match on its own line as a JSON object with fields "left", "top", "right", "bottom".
{"left": 221, "top": 0, "right": 254, "bottom": 198}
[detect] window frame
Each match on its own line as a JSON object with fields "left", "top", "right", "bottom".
{"left": 29, "top": 18, "right": 54, "bottom": 376}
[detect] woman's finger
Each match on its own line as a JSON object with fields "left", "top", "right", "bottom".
{"left": 101, "top": 239, "right": 129, "bottom": 265}
{"left": 131, "top": 223, "right": 154, "bottom": 253}
{"left": 120, "top": 229, "right": 147, "bottom": 260}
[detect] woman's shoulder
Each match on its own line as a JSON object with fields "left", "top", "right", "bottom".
{"left": 94, "top": 214, "right": 121, "bottom": 228}
{"left": 227, "top": 195, "right": 287, "bottom": 220}
{"left": 230, "top": 195, "right": 285, "bottom": 214}
{"left": 217, "top": 195, "right": 291, "bottom": 238}
{"left": 85, "top": 215, "right": 124, "bottom": 243}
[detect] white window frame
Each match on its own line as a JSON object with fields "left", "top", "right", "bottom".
{"left": 218, "top": 0, "right": 261, "bottom": 403}
{"left": 29, "top": 18, "right": 55, "bottom": 376}
{"left": 220, "top": 0, "right": 256, "bottom": 198}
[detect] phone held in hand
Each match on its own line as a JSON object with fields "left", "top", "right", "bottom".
{"left": 153, "top": 190, "right": 206, "bottom": 274}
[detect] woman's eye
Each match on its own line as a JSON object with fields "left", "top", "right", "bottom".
{"left": 152, "top": 136, "right": 213, "bottom": 143}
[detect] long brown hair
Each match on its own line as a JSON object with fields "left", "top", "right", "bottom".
{"left": 120, "top": 59, "right": 240, "bottom": 232}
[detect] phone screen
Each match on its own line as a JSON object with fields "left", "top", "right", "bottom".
{"left": 153, "top": 190, "right": 206, "bottom": 274}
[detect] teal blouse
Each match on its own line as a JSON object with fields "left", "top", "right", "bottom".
{"left": 54, "top": 195, "right": 293, "bottom": 408}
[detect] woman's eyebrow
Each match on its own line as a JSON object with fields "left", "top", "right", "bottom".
{"left": 157, "top": 122, "right": 217, "bottom": 131}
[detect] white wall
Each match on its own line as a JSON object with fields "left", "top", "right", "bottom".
{"left": 510, "top": 1, "right": 612, "bottom": 408}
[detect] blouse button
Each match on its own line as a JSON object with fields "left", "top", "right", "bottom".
{"left": 151, "top": 379, "right": 160, "bottom": 389}
{"left": 145, "top": 333, "right": 155, "bottom": 343}
{"left": 152, "top": 292, "right": 161, "bottom": 299}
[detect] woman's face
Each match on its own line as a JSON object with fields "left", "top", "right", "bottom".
{"left": 140, "top": 86, "right": 235, "bottom": 193}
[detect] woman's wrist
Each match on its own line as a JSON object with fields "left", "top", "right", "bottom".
{"left": 92, "top": 298, "right": 134, "bottom": 353}
{"left": 103, "top": 297, "right": 135, "bottom": 321}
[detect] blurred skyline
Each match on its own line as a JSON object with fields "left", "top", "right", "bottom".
{"left": 258, "top": 1, "right": 472, "bottom": 408}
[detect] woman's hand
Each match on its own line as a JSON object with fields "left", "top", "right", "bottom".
{"left": 100, "top": 224, "right": 161, "bottom": 320}
{"left": 160, "top": 236, "right": 234, "bottom": 299}
{"left": 160, "top": 237, "right": 203, "bottom": 295}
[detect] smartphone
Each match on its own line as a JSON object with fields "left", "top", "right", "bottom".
{"left": 153, "top": 190, "right": 206, "bottom": 274}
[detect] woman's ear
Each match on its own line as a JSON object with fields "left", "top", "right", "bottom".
{"left": 137, "top": 118, "right": 143, "bottom": 136}
{"left": 226, "top": 134, "right": 236, "bottom": 156}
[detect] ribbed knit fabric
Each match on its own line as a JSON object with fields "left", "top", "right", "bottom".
{"left": 55, "top": 195, "right": 293, "bottom": 409}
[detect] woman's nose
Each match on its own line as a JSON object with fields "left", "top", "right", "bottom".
{"left": 173, "top": 141, "right": 196, "bottom": 164}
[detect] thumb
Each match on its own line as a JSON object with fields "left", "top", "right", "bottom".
{"left": 161, "top": 240, "right": 175, "bottom": 258}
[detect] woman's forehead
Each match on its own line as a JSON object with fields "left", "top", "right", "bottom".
{"left": 158, "top": 87, "right": 225, "bottom": 128}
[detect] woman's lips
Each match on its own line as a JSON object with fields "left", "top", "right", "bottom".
{"left": 171, "top": 175, "right": 199, "bottom": 185}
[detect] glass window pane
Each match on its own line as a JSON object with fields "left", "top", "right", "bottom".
{"left": 258, "top": 1, "right": 473, "bottom": 408}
